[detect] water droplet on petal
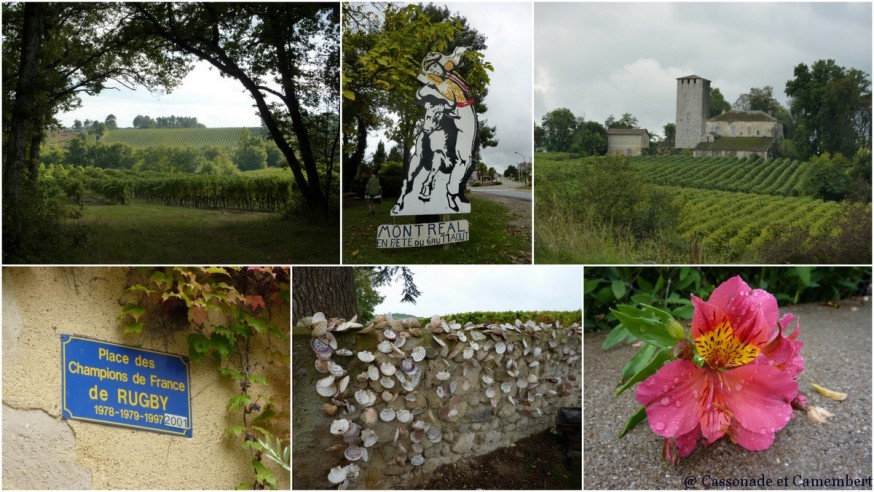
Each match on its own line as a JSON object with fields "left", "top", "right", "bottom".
{"left": 692, "top": 390, "right": 699, "bottom": 398}
{"left": 660, "top": 397, "right": 671, "bottom": 406}
{"left": 735, "top": 383, "right": 743, "bottom": 392}
{"left": 674, "top": 400, "right": 682, "bottom": 408}
{"left": 673, "top": 377, "right": 679, "bottom": 384}
{"left": 769, "top": 427, "right": 776, "bottom": 433}
{"left": 655, "top": 422, "right": 666, "bottom": 431}
{"left": 784, "top": 415, "right": 791, "bottom": 422}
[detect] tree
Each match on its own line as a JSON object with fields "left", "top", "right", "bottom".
{"left": 785, "top": 59, "right": 872, "bottom": 159}
{"left": 133, "top": 3, "right": 340, "bottom": 211}
{"left": 571, "top": 120, "right": 607, "bottom": 155}
{"left": 90, "top": 121, "right": 107, "bottom": 140}
{"left": 105, "top": 114, "right": 118, "bottom": 130}
{"left": 662, "top": 123, "right": 676, "bottom": 149}
{"left": 503, "top": 164, "right": 518, "bottom": 180}
{"left": 540, "top": 108, "right": 578, "bottom": 152}
{"left": 73, "top": 119, "right": 83, "bottom": 130}
{"left": 233, "top": 128, "right": 267, "bottom": 171}
{"left": 533, "top": 124, "right": 545, "bottom": 152}
{"left": 709, "top": 88, "right": 731, "bottom": 117}
{"left": 475, "top": 161, "right": 488, "bottom": 182}
{"left": 371, "top": 140, "right": 387, "bottom": 173}
{"left": 605, "top": 112, "right": 638, "bottom": 129}
{"left": 293, "top": 267, "right": 419, "bottom": 324}
{"left": 387, "top": 145, "right": 403, "bottom": 163}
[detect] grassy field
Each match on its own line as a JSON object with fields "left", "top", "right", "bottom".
{"left": 56, "top": 201, "right": 338, "bottom": 264}
{"left": 534, "top": 152, "right": 871, "bottom": 264}
{"left": 100, "top": 127, "right": 265, "bottom": 148}
{"left": 343, "top": 196, "right": 531, "bottom": 264}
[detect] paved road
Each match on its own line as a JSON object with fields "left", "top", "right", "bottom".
{"left": 470, "top": 182, "right": 532, "bottom": 202}
{"left": 584, "top": 299, "right": 872, "bottom": 489}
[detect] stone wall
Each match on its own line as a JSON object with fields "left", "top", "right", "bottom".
{"left": 2, "top": 267, "right": 290, "bottom": 489}
{"left": 292, "top": 314, "right": 582, "bottom": 489}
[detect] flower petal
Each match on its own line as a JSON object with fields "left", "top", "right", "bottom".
{"left": 762, "top": 314, "right": 805, "bottom": 378}
{"left": 636, "top": 359, "right": 706, "bottom": 439}
{"left": 720, "top": 358, "right": 797, "bottom": 438}
{"left": 706, "top": 276, "right": 777, "bottom": 347}
{"left": 729, "top": 419, "right": 776, "bottom": 451}
{"left": 675, "top": 427, "right": 702, "bottom": 458}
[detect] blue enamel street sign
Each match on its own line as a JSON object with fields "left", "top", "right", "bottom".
{"left": 61, "top": 334, "right": 192, "bottom": 437}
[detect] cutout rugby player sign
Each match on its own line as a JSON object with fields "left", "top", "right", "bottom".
{"left": 379, "top": 47, "right": 477, "bottom": 248}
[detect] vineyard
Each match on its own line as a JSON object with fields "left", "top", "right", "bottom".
{"left": 100, "top": 127, "right": 265, "bottom": 148}
{"left": 43, "top": 165, "right": 293, "bottom": 212}
{"left": 630, "top": 155, "right": 809, "bottom": 196}
{"left": 534, "top": 152, "right": 871, "bottom": 263}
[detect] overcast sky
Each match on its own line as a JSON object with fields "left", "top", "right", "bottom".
{"left": 375, "top": 266, "right": 581, "bottom": 318}
{"left": 534, "top": 2, "right": 872, "bottom": 138}
{"left": 60, "top": 61, "right": 265, "bottom": 128}
{"left": 366, "top": 2, "right": 534, "bottom": 173}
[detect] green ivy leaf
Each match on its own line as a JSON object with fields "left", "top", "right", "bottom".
{"left": 204, "top": 267, "right": 231, "bottom": 277}
{"left": 124, "top": 320, "right": 144, "bottom": 335}
{"left": 220, "top": 367, "right": 244, "bottom": 381}
{"left": 224, "top": 425, "right": 246, "bottom": 438}
{"left": 120, "top": 303, "right": 147, "bottom": 321}
{"left": 227, "top": 394, "right": 251, "bottom": 411}
{"left": 244, "top": 314, "right": 267, "bottom": 334}
{"left": 252, "top": 459, "right": 276, "bottom": 487}
{"left": 187, "top": 333, "right": 210, "bottom": 362}
{"left": 618, "top": 406, "right": 648, "bottom": 439}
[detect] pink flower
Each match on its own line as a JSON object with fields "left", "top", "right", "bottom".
{"left": 635, "top": 276, "right": 803, "bottom": 461}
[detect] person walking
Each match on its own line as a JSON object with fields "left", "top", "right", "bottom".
{"left": 365, "top": 173, "right": 382, "bottom": 215}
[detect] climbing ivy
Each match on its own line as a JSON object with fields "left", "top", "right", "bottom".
{"left": 118, "top": 267, "right": 289, "bottom": 489}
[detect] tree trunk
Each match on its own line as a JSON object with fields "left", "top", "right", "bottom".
{"left": 292, "top": 267, "right": 358, "bottom": 324}
{"left": 343, "top": 116, "right": 368, "bottom": 190}
{"left": 3, "top": 3, "right": 44, "bottom": 253}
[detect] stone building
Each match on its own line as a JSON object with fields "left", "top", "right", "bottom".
{"left": 675, "top": 75, "right": 711, "bottom": 149}
{"left": 607, "top": 128, "right": 650, "bottom": 156}
{"left": 694, "top": 111, "right": 783, "bottom": 158}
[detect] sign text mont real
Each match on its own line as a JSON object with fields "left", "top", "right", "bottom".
{"left": 376, "top": 220, "right": 469, "bottom": 248}
{"left": 61, "top": 334, "right": 192, "bottom": 437}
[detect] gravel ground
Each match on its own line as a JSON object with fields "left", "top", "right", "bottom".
{"left": 584, "top": 299, "right": 872, "bottom": 490}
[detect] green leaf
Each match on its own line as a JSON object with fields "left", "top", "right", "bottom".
{"left": 224, "top": 425, "right": 246, "bottom": 438}
{"left": 204, "top": 267, "right": 231, "bottom": 277}
{"left": 244, "top": 314, "right": 267, "bottom": 334}
{"left": 120, "top": 303, "right": 147, "bottom": 321}
{"left": 615, "top": 346, "right": 672, "bottom": 396}
{"left": 252, "top": 459, "right": 276, "bottom": 487}
{"left": 249, "top": 374, "right": 268, "bottom": 385}
{"left": 620, "top": 343, "right": 657, "bottom": 383}
{"left": 210, "top": 334, "right": 233, "bottom": 359}
{"left": 220, "top": 367, "right": 244, "bottom": 381}
{"left": 671, "top": 304, "right": 694, "bottom": 319}
{"left": 124, "top": 320, "right": 144, "bottom": 335}
{"left": 583, "top": 279, "right": 600, "bottom": 295}
{"left": 227, "top": 394, "right": 251, "bottom": 411}
{"left": 187, "top": 333, "right": 210, "bottom": 362}
{"left": 618, "top": 406, "right": 648, "bottom": 439}
{"left": 601, "top": 325, "right": 629, "bottom": 350}
{"left": 793, "top": 266, "right": 812, "bottom": 287}
{"left": 127, "top": 284, "right": 153, "bottom": 294}
{"left": 611, "top": 307, "right": 675, "bottom": 348}
{"left": 611, "top": 280, "right": 627, "bottom": 300}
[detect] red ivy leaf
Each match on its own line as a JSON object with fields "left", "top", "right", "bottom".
{"left": 188, "top": 305, "right": 209, "bottom": 326}
{"left": 245, "top": 295, "right": 266, "bottom": 312}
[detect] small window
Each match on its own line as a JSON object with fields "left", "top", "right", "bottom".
{"left": 756, "top": 130, "right": 760, "bottom": 135}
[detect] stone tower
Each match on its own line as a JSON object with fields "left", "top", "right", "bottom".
{"left": 675, "top": 75, "right": 710, "bottom": 148}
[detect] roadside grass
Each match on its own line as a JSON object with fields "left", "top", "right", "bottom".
{"left": 57, "top": 200, "right": 338, "bottom": 264}
{"left": 343, "top": 196, "right": 530, "bottom": 264}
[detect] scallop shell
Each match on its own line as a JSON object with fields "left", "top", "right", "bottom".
{"left": 342, "top": 422, "right": 361, "bottom": 443}
{"left": 316, "top": 375, "right": 337, "bottom": 397}
{"left": 495, "top": 341, "right": 506, "bottom": 354}
{"left": 393, "top": 335, "right": 406, "bottom": 349}
{"left": 314, "top": 359, "right": 330, "bottom": 373}
{"left": 322, "top": 403, "right": 339, "bottom": 416}
{"left": 426, "top": 427, "right": 442, "bottom": 443}
{"left": 396, "top": 409, "right": 413, "bottom": 423}
{"left": 463, "top": 347, "right": 474, "bottom": 359}
{"left": 330, "top": 418, "right": 350, "bottom": 435}
{"left": 411, "top": 346, "right": 426, "bottom": 362}
{"left": 381, "top": 390, "right": 396, "bottom": 402}
{"left": 355, "top": 389, "right": 376, "bottom": 407}
{"left": 400, "top": 357, "right": 416, "bottom": 374}
{"left": 383, "top": 327, "right": 398, "bottom": 340}
{"left": 501, "top": 381, "right": 512, "bottom": 393}
{"left": 481, "top": 375, "right": 494, "bottom": 385}
{"left": 328, "top": 361, "right": 346, "bottom": 377}
{"left": 532, "top": 347, "right": 542, "bottom": 357}
{"left": 436, "top": 386, "right": 446, "bottom": 398}
{"left": 436, "top": 371, "right": 451, "bottom": 381}
{"left": 344, "top": 463, "right": 361, "bottom": 479}
{"left": 361, "top": 408, "right": 378, "bottom": 426}
{"left": 381, "top": 361, "right": 396, "bottom": 376}
{"left": 344, "top": 445, "right": 364, "bottom": 461}
{"left": 380, "top": 376, "right": 396, "bottom": 389}
{"left": 357, "top": 351, "right": 375, "bottom": 362}
{"left": 380, "top": 407, "right": 396, "bottom": 422}
{"left": 368, "top": 365, "right": 380, "bottom": 381}
{"left": 411, "top": 420, "right": 427, "bottom": 430}
{"left": 412, "top": 441, "right": 424, "bottom": 454}
{"left": 517, "top": 377, "right": 529, "bottom": 388}
{"left": 485, "top": 387, "right": 496, "bottom": 398}
{"left": 311, "top": 337, "right": 333, "bottom": 360}
{"left": 410, "top": 429, "right": 426, "bottom": 443}
{"left": 377, "top": 340, "right": 394, "bottom": 354}
{"left": 411, "top": 455, "right": 424, "bottom": 466}
{"left": 527, "top": 373, "right": 538, "bottom": 383}
{"left": 433, "top": 335, "right": 447, "bottom": 347}
{"left": 338, "top": 375, "right": 350, "bottom": 394}
{"left": 449, "top": 380, "right": 457, "bottom": 394}
{"left": 361, "top": 429, "right": 378, "bottom": 447}
{"left": 327, "top": 465, "right": 347, "bottom": 484}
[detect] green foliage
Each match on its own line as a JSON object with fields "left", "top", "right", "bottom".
{"left": 539, "top": 108, "right": 579, "bottom": 152}
{"left": 709, "top": 87, "right": 731, "bottom": 117}
{"left": 120, "top": 267, "right": 290, "bottom": 489}
{"left": 604, "top": 113, "right": 638, "bottom": 130}
{"left": 353, "top": 268, "right": 386, "bottom": 322}
{"left": 431, "top": 310, "right": 582, "bottom": 327}
{"left": 101, "top": 127, "right": 268, "bottom": 149}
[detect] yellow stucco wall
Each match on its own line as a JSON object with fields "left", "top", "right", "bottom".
{"left": 2, "top": 267, "right": 290, "bottom": 490}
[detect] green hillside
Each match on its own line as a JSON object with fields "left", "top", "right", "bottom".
{"left": 100, "top": 127, "right": 266, "bottom": 148}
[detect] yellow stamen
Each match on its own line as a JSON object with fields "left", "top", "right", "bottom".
{"left": 694, "top": 320, "right": 759, "bottom": 368}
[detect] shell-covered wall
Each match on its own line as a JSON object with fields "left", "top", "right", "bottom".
{"left": 294, "top": 314, "right": 582, "bottom": 489}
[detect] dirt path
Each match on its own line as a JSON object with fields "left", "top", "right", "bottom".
{"left": 403, "top": 430, "right": 581, "bottom": 490}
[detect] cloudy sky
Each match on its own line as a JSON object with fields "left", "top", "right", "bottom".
{"left": 535, "top": 2, "right": 872, "bottom": 138}
{"left": 60, "top": 61, "right": 266, "bottom": 129}
{"left": 375, "top": 266, "right": 581, "bottom": 317}
{"left": 366, "top": 2, "right": 534, "bottom": 173}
